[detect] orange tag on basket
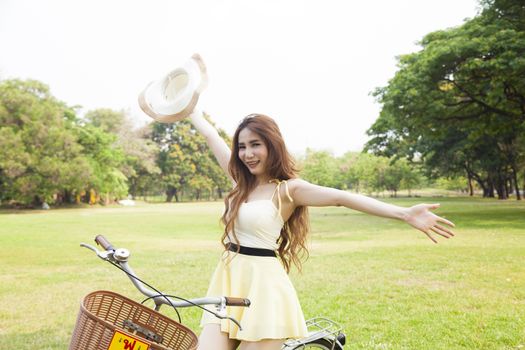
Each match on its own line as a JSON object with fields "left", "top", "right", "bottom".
{"left": 107, "top": 330, "right": 150, "bottom": 350}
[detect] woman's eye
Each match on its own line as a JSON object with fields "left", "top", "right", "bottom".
{"left": 239, "top": 145, "right": 245, "bottom": 150}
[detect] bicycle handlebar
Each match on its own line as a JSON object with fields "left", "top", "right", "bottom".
{"left": 81, "top": 235, "right": 250, "bottom": 329}
{"left": 95, "top": 235, "right": 115, "bottom": 251}
{"left": 225, "top": 297, "right": 251, "bottom": 307}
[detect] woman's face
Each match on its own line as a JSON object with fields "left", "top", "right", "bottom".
{"left": 238, "top": 127, "right": 269, "bottom": 178}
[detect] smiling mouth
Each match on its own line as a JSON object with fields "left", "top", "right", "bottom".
{"left": 245, "top": 161, "right": 259, "bottom": 169}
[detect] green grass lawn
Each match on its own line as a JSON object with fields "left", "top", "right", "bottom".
{"left": 0, "top": 197, "right": 524, "bottom": 349}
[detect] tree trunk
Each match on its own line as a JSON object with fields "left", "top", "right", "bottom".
{"left": 511, "top": 164, "right": 521, "bottom": 200}
{"left": 494, "top": 173, "right": 507, "bottom": 200}
{"left": 467, "top": 174, "right": 474, "bottom": 196}
{"left": 472, "top": 176, "right": 488, "bottom": 197}
{"left": 66, "top": 189, "right": 75, "bottom": 204}
{"left": 486, "top": 178, "right": 495, "bottom": 198}
{"left": 32, "top": 195, "right": 42, "bottom": 207}
{"left": 166, "top": 187, "right": 177, "bottom": 202}
{"left": 465, "top": 165, "right": 483, "bottom": 197}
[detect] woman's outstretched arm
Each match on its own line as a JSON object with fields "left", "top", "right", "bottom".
{"left": 190, "top": 109, "right": 232, "bottom": 181}
{"left": 289, "top": 179, "right": 455, "bottom": 243}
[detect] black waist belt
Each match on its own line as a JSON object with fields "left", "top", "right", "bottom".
{"left": 227, "top": 243, "right": 277, "bottom": 257}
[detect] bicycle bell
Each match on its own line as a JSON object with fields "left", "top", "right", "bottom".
{"left": 113, "top": 248, "right": 130, "bottom": 262}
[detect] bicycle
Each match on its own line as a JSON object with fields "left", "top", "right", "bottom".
{"left": 69, "top": 235, "right": 346, "bottom": 350}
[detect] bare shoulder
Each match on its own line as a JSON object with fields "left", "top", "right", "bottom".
{"left": 287, "top": 178, "right": 313, "bottom": 196}
{"left": 287, "top": 178, "right": 342, "bottom": 207}
{"left": 287, "top": 178, "right": 308, "bottom": 188}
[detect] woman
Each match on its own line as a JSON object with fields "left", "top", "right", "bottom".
{"left": 190, "top": 110, "right": 455, "bottom": 350}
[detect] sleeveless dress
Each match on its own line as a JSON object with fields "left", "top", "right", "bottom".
{"left": 200, "top": 180, "right": 308, "bottom": 341}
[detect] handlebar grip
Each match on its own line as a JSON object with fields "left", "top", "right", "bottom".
{"left": 95, "top": 235, "right": 115, "bottom": 251}
{"left": 225, "top": 297, "right": 251, "bottom": 307}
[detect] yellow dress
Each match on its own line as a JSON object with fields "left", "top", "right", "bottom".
{"left": 200, "top": 180, "right": 308, "bottom": 341}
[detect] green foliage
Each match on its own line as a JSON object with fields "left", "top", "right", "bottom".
{"left": 152, "top": 115, "right": 231, "bottom": 202}
{"left": 0, "top": 79, "right": 88, "bottom": 205}
{"left": 84, "top": 108, "right": 126, "bottom": 134}
{"left": 300, "top": 149, "right": 343, "bottom": 188}
{"left": 366, "top": 0, "right": 525, "bottom": 200}
{"left": 0, "top": 80, "right": 135, "bottom": 206}
{"left": 121, "top": 124, "right": 162, "bottom": 200}
{"left": 0, "top": 79, "right": 228, "bottom": 206}
{"left": 340, "top": 152, "right": 385, "bottom": 193}
{"left": 435, "top": 176, "right": 470, "bottom": 192}
{"left": 299, "top": 150, "right": 424, "bottom": 196}
{"left": 83, "top": 108, "right": 162, "bottom": 200}
{"left": 73, "top": 123, "right": 128, "bottom": 202}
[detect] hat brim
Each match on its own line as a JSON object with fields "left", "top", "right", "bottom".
{"left": 138, "top": 54, "right": 208, "bottom": 123}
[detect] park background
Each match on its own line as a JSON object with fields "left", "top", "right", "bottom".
{"left": 1, "top": 0, "right": 524, "bottom": 349}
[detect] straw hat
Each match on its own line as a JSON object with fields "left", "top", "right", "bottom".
{"left": 138, "top": 54, "right": 208, "bottom": 123}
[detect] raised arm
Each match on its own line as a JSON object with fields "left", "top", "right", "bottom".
{"left": 190, "top": 109, "right": 232, "bottom": 181}
{"left": 289, "top": 179, "right": 455, "bottom": 243}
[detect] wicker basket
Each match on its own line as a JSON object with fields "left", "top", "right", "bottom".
{"left": 69, "top": 290, "right": 198, "bottom": 350}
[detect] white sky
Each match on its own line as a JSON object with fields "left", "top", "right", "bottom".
{"left": 0, "top": 0, "right": 480, "bottom": 156}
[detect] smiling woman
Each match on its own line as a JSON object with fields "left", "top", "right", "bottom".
{"left": 238, "top": 129, "right": 268, "bottom": 176}
{"left": 233, "top": 114, "right": 295, "bottom": 184}
{"left": 187, "top": 108, "right": 456, "bottom": 350}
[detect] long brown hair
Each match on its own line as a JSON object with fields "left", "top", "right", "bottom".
{"left": 221, "top": 114, "right": 310, "bottom": 272}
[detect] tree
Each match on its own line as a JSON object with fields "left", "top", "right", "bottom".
{"left": 84, "top": 108, "right": 162, "bottom": 200}
{"left": 84, "top": 108, "right": 126, "bottom": 134}
{"left": 300, "top": 149, "right": 343, "bottom": 189}
{"left": 0, "top": 79, "right": 91, "bottom": 206}
{"left": 124, "top": 124, "right": 162, "bottom": 200}
{"left": 435, "top": 176, "right": 470, "bottom": 193}
{"left": 366, "top": 1, "right": 525, "bottom": 199}
{"left": 384, "top": 158, "right": 413, "bottom": 197}
{"left": 152, "top": 114, "right": 230, "bottom": 202}
{"left": 73, "top": 123, "right": 128, "bottom": 204}
{"left": 339, "top": 152, "right": 383, "bottom": 194}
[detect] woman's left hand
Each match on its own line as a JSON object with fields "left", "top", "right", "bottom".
{"left": 404, "top": 203, "right": 456, "bottom": 243}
